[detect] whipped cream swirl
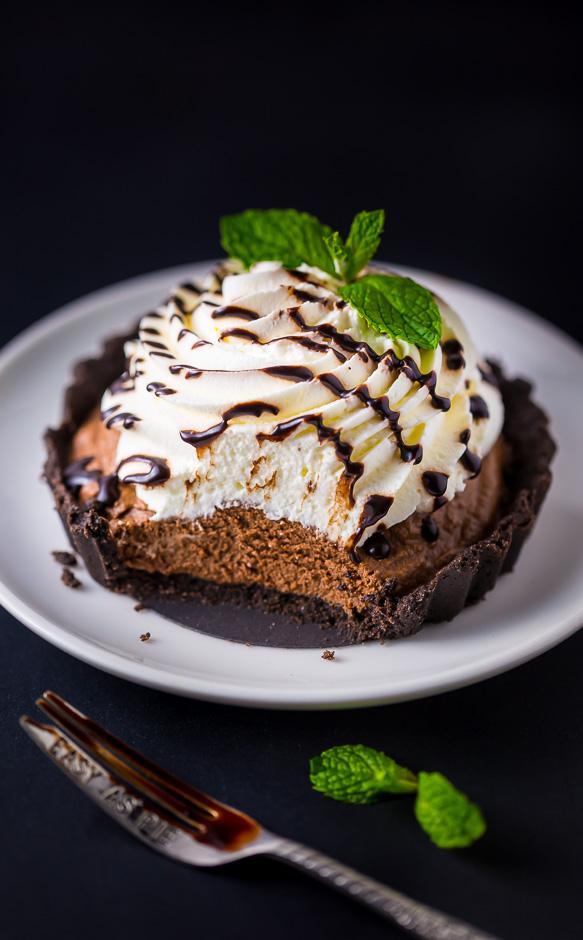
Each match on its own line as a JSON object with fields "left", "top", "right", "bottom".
{"left": 100, "top": 262, "right": 504, "bottom": 557}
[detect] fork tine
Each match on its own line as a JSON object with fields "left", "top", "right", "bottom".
{"left": 38, "top": 691, "right": 220, "bottom": 819}
{"left": 35, "top": 692, "right": 260, "bottom": 850}
{"left": 19, "top": 714, "right": 204, "bottom": 853}
{"left": 30, "top": 704, "right": 211, "bottom": 835}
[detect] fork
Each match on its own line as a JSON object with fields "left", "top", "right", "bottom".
{"left": 20, "top": 692, "right": 500, "bottom": 940}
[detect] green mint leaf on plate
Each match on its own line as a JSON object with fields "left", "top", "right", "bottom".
{"left": 339, "top": 273, "right": 442, "bottom": 350}
{"left": 414, "top": 772, "right": 486, "bottom": 849}
{"left": 345, "top": 209, "right": 385, "bottom": 280}
{"left": 219, "top": 209, "right": 336, "bottom": 276}
{"left": 310, "top": 744, "right": 418, "bottom": 804}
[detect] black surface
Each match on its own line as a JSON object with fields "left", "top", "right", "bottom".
{"left": 1, "top": 4, "right": 582, "bottom": 940}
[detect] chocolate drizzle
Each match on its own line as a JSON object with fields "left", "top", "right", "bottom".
{"left": 63, "top": 458, "right": 119, "bottom": 511}
{"left": 361, "top": 531, "right": 391, "bottom": 560}
{"left": 223, "top": 401, "right": 279, "bottom": 421}
{"left": 95, "top": 474, "right": 120, "bottom": 508}
{"left": 459, "top": 428, "right": 482, "bottom": 477}
{"left": 177, "top": 328, "right": 196, "bottom": 342}
{"left": 179, "top": 281, "right": 203, "bottom": 295}
{"left": 278, "top": 335, "right": 346, "bottom": 361}
{"left": 105, "top": 411, "right": 141, "bottom": 429}
{"left": 181, "top": 402, "right": 280, "bottom": 449}
{"left": 221, "top": 328, "right": 258, "bottom": 343}
{"left": 442, "top": 339, "right": 466, "bottom": 371}
{"left": 258, "top": 415, "right": 364, "bottom": 504}
{"left": 318, "top": 373, "right": 423, "bottom": 464}
{"left": 109, "top": 371, "right": 135, "bottom": 395}
{"left": 392, "top": 352, "right": 451, "bottom": 411}
{"left": 289, "top": 287, "right": 327, "bottom": 305}
{"left": 173, "top": 294, "right": 188, "bottom": 314}
{"left": 169, "top": 363, "right": 202, "bottom": 380}
{"left": 421, "top": 516, "right": 439, "bottom": 543}
{"left": 64, "top": 457, "right": 100, "bottom": 490}
{"left": 289, "top": 309, "right": 377, "bottom": 362}
{"left": 117, "top": 455, "right": 170, "bottom": 486}
{"left": 211, "top": 306, "right": 259, "bottom": 321}
{"left": 348, "top": 495, "right": 394, "bottom": 562}
{"left": 146, "top": 381, "right": 177, "bottom": 397}
{"left": 283, "top": 310, "right": 451, "bottom": 412}
{"left": 469, "top": 395, "right": 490, "bottom": 420}
{"left": 262, "top": 365, "right": 314, "bottom": 382}
{"left": 422, "top": 471, "right": 449, "bottom": 497}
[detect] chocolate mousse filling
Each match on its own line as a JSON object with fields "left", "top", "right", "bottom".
{"left": 44, "top": 330, "right": 555, "bottom": 647}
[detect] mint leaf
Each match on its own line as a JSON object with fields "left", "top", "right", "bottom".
{"left": 345, "top": 209, "right": 385, "bottom": 280}
{"left": 324, "top": 230, "right": 349, "bottom": 278}
{"left": 414, "top": 772, "right": 486, "bottom": 849}
{"left": 339, "top": 273, "right": 442, "bottom": 350}
{"left": 310, "top": 744, "right": 418, "bottom": 804}
{"left": 219, "top": 209, "right": 336, "bottom": 276}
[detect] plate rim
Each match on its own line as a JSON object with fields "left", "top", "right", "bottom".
{"left": 1, "top": 261, "right": 581, "bottom": 709}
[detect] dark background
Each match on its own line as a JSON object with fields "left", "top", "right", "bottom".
{"left": 1, "top": 4, "right": 581, "bottom": 940}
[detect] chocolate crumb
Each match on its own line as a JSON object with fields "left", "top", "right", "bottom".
{"left": 61, "top": 568, "right": 81, "bottom": 589}
{"left": 52, "top": 550, "right": 77, "bottom": 567}
{"left": 139, "top": 632, "right": 151, "bottom": 642}
{"left": 134, "top": 603, "right": 146, "bottom": 612}
{"left": 322, "top": 649, "right": 335, "bottom": 661}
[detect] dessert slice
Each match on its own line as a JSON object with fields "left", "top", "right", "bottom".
{"left": 45, "top": 210, "right": 554, "bottom": 646}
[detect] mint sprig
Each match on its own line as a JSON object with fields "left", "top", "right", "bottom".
{"left": 219, "top": 207, "right": 442, "bottom": 350}
{"left": 310, "top": 744, "right": 485, "bottom": 850}
{"left": 310, "top": 744, "right": 418, "bottom": 804}
{"left": 220, "top": 207, "right": 385, "bottom": 281}
{"left": 345, "top": 209, "right": 385, "bottom": 280}
{"left": 339, "top": 274, "right": 441, "bottom": 350}
{"left": 219, "top": 209, "right": 336, "bottom": 276}
{"left": 414, "top": 772, "right": 486, "bottom": 849}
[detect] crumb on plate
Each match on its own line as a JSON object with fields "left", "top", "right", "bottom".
{"left": 61, "top": 567, "right": 81, "bottom": 589}
{"left": 52, "top": 550, "right": 77, "bottom": 567}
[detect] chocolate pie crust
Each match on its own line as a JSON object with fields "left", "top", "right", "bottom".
{"left": 44, "top": 331, "right": 555, "bottom": 647}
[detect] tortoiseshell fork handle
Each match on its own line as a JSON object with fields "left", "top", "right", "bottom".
{"left": 271, "top": 839, "right": 500, "bottom": 940}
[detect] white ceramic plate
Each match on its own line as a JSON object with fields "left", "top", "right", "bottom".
{"left": 1, "top": 263, "right": 581, "bottom": 709}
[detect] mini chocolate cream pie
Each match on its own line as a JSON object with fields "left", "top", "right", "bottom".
{"left": 45, "top": 210, "right": 555, "bottom": 646}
